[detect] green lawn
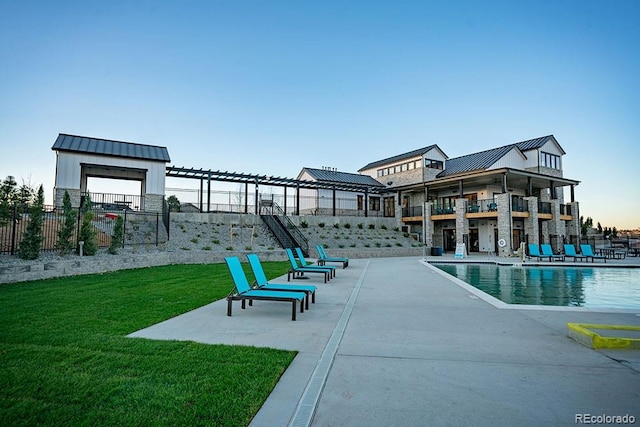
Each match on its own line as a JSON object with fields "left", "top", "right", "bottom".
{"left": 0, "top": 261, "right": 296, "bottom": 426}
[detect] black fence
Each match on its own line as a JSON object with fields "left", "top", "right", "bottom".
{"left": 0, "top": 204, "right": 168, "bottom": 255}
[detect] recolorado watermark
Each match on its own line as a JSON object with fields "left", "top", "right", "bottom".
{"left": 575, "top": 414, "right": 636, "bottom": 424}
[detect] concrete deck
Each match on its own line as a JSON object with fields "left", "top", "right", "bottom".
{"left": 129, "top": 255, "right": 640, "bottom": 426}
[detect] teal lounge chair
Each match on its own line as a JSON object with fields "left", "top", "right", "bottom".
{"left": 563, "top": 244, "right": 588, "bottom": 262}
{"left": 580, "top": 244, "right": 607, "bottom": 263}
{"left": 225, "top": 256, "right": 306, "bottom": 321}
{"left": 247, "top": 253, "right": 317, "bottom": 310}
{"left": 316, "top": 245, "right": 349, "bottom": 268}
{"left": 295, "top": 247, "right": 336, "bottom": 278}
{"left": 528, "top": 244, "right": 551, "bottom": 261}
{"left": 541, "top": 244, "right": 565, "bottom": 262}
{"left": 285, "top": 248, "right": 332, "bottom": 283}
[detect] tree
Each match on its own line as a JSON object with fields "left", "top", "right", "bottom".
{"left": 108, "top": 215, "right": 124, "bottom": 254}
{"left": 597, "top": 222, "right": 602, "bottom": 234}
{"left": 56, "top": 190, "right": 77, "bottom": 255}
{"left": 17, "top": 185, "right": 45, "bottom": 260}
{"left": 580, "top": 216, "right": 593, "bottom": 237}
{"left": 0, "top": 176, "right": 18, "bottom": 226}
{"left": 167, "top": 195, "right": 181, "bottom": 212}
{"left": 78, "top": 198, "right": 98, "bottom": 256}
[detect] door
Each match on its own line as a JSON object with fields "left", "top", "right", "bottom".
{"left": 469, "top": 228, "right": 479, "bottom": 252}
{"left": 444, "top": 229, "right": 456, "bottom": 253}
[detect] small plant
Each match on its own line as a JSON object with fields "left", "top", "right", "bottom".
{"left": 357, "top": 223, "right": 364, "bottom": 229}
{"left": 394, "top": 227, "right": 400, "bottom": 232}
{"left": 108, "top": 215, "right": 124, "bottom": 255}
{"left": 300, "top": 220, "right": 308, "bottom": 228}
{"left": 395, "top": 242, "right": 403, "bottom": 247}
{"left": 77, "top": 204, "right": 98, "bottom": 256}
{"left": 225, "top": 246, "right": 234, "bottom": 251}
{"left": 202, "top": 246, "right": 212, "bottom": 251}
{"left": 381, "top": 224, "right": 388, "bottom": 230}
{"left": 180, "top": 247, "right": 191, "bottom": 251}
{"left": 364, "top": 243, "right": 370, "bottom": 248}
{"left": 245, "top": 246, "right": 252, "bottom": 251}
{"left": 404, "top": 232, "right": 410, "bottom": 238}
{"left": 375, "top": 242, "right": 382, "bottom": 248}
{"left": 334, "top": 235, "right": 341, "bottom": 240}
{"left": 350, "top": 244, "right": 356, "bottom": 248}
{"left": 318, "top": 222, "right": 325, "bottom": 228}
{"left": 212, "top": 238, "right": 220, "bottom": 245}
{"left": 56, "top": 190, "right": 76, "bottom": 256}
{"left": 385, "top": 243, "right": 392, "bottom": 247}
{"left": 344, "top": 223, "right": 351, "bottom": 229}
{"left": 338, "top": 244, "right": 345, "bottom": 248}
{"left": 191, "top": 238, "right": 199, "bottom": 244}
{"left": 368, "top": 224, "right": 375, "bottom": 230}
{"left": 333, "top": 223, "right": 340, "bottom": 229}
{"left": 268, "top": 246, "right": 274, "bottom": 250}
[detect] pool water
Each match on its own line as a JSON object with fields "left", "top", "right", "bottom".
{"left": 434, "top": 264, "right": 640, "bottom": 309}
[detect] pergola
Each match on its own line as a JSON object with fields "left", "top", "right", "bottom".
{"left": 165, "top": 166, "right": 386, "bottom": 216}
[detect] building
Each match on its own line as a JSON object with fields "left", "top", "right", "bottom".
{"left": 296, "top": 167, "right": 385, "bottom": 216}
{"left": 51, "top": 134, "right": 171, "bottom": 213}
{"left": 358, "top": 135, "right": 580, "bottom": 256}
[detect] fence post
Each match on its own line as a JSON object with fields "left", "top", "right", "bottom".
{"left": 10, "top": 205, "right": 18, "bottom": 255}
{"left": 156, "top": 213, "right": 159, "bottom": 246}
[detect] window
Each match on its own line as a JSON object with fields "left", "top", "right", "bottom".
{"left": 540, "top": 152, "right": 561, "bottom": 170}
{"left": 383, "top": 196, "right": 395, "bottom": 217}
{"left": 425, "top": 158, "right": 443, "bottom": 169}
{"left": 357, "top": 195, "right": 363, "bottom": 210}
{"left": 370, "top": 197, "right": 380, "bottom": 211}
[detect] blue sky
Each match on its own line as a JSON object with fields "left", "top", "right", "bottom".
{"left": 1, "top": 0, "right": 638, "bottom": 229}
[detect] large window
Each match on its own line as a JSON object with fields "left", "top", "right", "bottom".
{"left": 376, "top": 159, "right": 422, "bottom": 177}
{"left": 370, "top": 197, "right": 381, "bottom": 211}
{"left": 540, "top": 152, "right": 561, "bottom": 170}
{"left": 425, "top": 158, "right": 444, "bottom": 169}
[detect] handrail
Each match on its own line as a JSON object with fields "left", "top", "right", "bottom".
{"left": 259, "top": 201, "right": 309, "bottom": 255}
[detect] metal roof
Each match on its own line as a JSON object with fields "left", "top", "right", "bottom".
{"left": 436, "top": 135, "right": 561, "bottom": 178}
{"left": 51, "top": 134, "right": 171, "bottom": 162}
{"left": 301, "top": 168, "right": 384, "bottom": 188}
{"left": 358, "top": 145, "right": 439, "bottom": 171}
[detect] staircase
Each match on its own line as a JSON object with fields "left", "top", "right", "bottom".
{"left": 260, "top": 202, "right": 309, "bottom": 255}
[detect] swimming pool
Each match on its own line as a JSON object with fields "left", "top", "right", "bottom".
{"left": 433, "top": 263, "right": 640, "bottom": 309}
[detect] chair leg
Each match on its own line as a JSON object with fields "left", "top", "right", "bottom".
{"left": 227, "top": 297, "right": 232, "bottom": 317}
{"left": 291, "top": 301, "right": 297, "bottom": 321}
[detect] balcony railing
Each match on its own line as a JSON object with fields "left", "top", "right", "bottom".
{"left": 511, "top": 196, "right": 528, "bottom": 212}
{"left": 538, "top": 201, "right": 552, "bottom": 214}
{"left": 560, "top": 204, "right": 572, "bottom": 215}
{"left": 402, "top": 206, "right": 423, "bottom": 217}
{"left": 466, "top": 198, "right": 497, "bottom": 214}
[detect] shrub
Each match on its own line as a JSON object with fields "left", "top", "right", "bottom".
{"left": 56, "top": 190, "right": 76, "bottom": 256}
{"left": 318, "top": 222, "right": 325, "bottom": 228}
{"left": 364, "top": 243, "right": 370, "bottom": 248}
{"left": 18, "top": 185, "right": 45, "bottom": 260}
{"left": 245, "top": 246, "right": 252, "bottom": 251}
{"left": 381, "top": 224, "right": 388, "bottom": 230}
{"left": 338, "top": 244, "right": 345, "bottom": 248}
{"left": 333, "top": 223, "right": 340, "bottom": 229}
{"left": 395, "top": 242, "right": 403, "bottom": 247}
{"left": 350, "top": 244, "right": 356, "bottom": 248}
{"left": 343, "top": 223, "right": 351, "bottom": 229}
{"left": 394, "top": 227, "right": 400, "bottom": 232}
{"left": 300, "top": 220, "right": 308, "bottom": 228}
{"left": 108, "top": 215, "right": 124, "bottom": 254}
{"left": 191, "top": 238, "right": 199, "bottom": 244}
{"left": 78, "top": 210, "right": 98, "bottom": 256}
{"left": 212, "top": 239, "right": 220, "bottom": 245}
{"left": 357, "top": 223, "right": 364, "bottom": 229}
{"left": 375, "top": 242, "right": 382, "bottom": 248}
{"left": 368, "top": 224, "right": 375, "bottom": 230}
{"left": 202, "top": 246, "right": 212, "bottom": 251}
{"left": 225, "top": 246, "right": 233, "bottom": 251}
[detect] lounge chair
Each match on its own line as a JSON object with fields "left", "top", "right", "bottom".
{"left": 541, "top": 244, "right": 565, "bottom": 262}
{"left": 285, "top": 248, "right": 332, "bottom": 283}
{"left": 246, "top": 253, "right": 316, "bottom": 310}
{"left": 295, "top": 247, "right": 336, "bottom": 278}
{"left": 528, "top": 244, "right": 551, "bottom": 261}
{"left": 315, "top": 245, "right": 349, "bottom": 268}
{"left": 224, "top": 256, "right": 306, "bottom": 321}
{"left": 580, "top": 244, "right": 607, "bottom": 263}
{"left": 562, "top": 244, "right": 588, "bottom": 262}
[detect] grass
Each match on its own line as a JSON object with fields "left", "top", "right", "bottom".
{"left": 0, "top": 261, "right": 295, "bottom": 427}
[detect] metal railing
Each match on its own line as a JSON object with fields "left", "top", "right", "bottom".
{"left": 402, "top": 206, "right": 423, "bottom": 217}
{"left": 0, "top": 203, "right": 167, "bottom": 255}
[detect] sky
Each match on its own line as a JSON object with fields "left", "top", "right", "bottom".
{"left": 1, "top": 0, "right": 639, "bottom": 229}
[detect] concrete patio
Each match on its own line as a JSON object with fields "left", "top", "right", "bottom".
{"left": 129, "top": 254, "right": 640, "bottom": 426}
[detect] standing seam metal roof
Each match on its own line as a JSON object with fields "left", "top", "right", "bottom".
{"left": 436, "top": 135, "right": 558, "bottom": 178}
{"left": 301, "top": 168, "right": 384, "bottom": 187}
{"left": 358, "top": 145, "right": 439, "bottom": 171}
{"left": 51, "top": 134, "right": 171, "bottom": 162}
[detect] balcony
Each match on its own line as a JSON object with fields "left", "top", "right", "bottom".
{"left": 402, "top": 205, "right": 423, "bottom": 219}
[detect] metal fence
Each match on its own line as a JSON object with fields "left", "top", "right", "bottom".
{"left": 0, "top": 204, "right": 167, "bottom": 255}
